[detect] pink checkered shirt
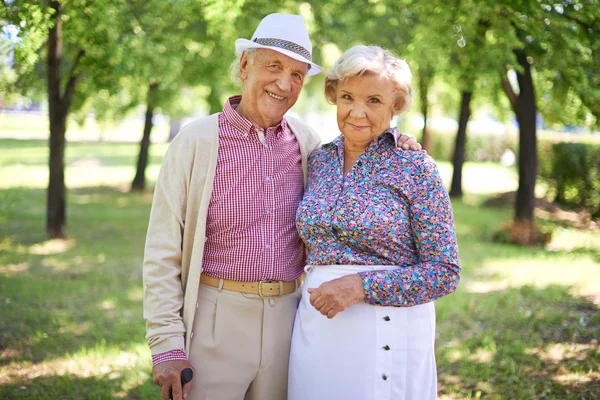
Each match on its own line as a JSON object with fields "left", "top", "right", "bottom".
{"left": 201, "top": 95, "right": 306, "bottom": 282}
{"left": 152, "top": 96, "right": 306, "bottom": 367}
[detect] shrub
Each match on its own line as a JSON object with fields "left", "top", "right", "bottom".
{"left": 424, "top": 129, "right": 600, "bottom": 217}
{"left": 542, "top": 142, "right": 600, "bottom": 217}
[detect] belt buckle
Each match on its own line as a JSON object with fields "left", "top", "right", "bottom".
{"left": 258, "top": 280, "right": 278, "bottom": 297}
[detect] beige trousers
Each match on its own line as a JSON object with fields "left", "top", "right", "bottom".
{"left": 187, "top": 283, "right": 301, "bottom": 400}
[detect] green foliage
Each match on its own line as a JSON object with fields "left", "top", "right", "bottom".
{"left": 540, "top": 142, "right": 600, "bottom": 216}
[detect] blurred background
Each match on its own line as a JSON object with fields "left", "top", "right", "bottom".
{"left": 0, "top": 0, "right": 599, "bottom": 399}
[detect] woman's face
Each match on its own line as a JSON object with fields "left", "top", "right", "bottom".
{"left": 336, "top": 72, "right": 395, "bottom": 150}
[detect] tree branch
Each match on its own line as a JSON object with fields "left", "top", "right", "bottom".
{"left": 500, "top": 72, "right": 519, "bottom": 114}
{"left": 61, "top": 49, "right": 85, "bottom": 109}
{"left": 559, "top": 11, "right": 593, "bottom": 32}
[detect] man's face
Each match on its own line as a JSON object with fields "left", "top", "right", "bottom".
{"left": 239, "top": 48, "right": 309, "bottom": 128}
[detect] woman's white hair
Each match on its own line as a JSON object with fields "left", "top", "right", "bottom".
{"left": 324, "top": 45, "right": 412, "bottom": 115}
{"left": 230, "top": 49, "right": 258, "bottom": 86}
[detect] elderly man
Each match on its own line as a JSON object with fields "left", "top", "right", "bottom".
{"left": 143, "top": 13, "right": 420, "bottom": 400}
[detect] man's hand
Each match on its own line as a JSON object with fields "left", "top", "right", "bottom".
{"left": 152, "top": 360, "right": 195, "bottom": 400}
{"left": 307, "top": 274, "right": 365, "bottom": 319}
{"left": 397, "top": 133, "right": 425, "bottom": 152}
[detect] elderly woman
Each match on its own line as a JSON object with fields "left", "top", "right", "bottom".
{"left": 288, "top": 45, "right": 460, "bottom": 400}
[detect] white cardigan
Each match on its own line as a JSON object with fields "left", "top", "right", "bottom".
{"left": 142, "top": 113, "right": 321, "bottom": 356}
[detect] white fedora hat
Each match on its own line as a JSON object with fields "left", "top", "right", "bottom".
{"left": 235, "top": 13, "right": 323, "bottom": 76}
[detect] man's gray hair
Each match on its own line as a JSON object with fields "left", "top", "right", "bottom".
{"left": 230, "top": 49, "right": 258, "bottom": 86}
{"left": 324, "top": 45, "right": 412, "bottom": 115}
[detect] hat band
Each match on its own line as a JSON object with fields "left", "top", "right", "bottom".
{"left": 252, "top": 38, "right": 312, "bottom": 62}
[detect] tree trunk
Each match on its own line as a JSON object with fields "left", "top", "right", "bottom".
{"left": 45, "top": 2, "right": 83, "bottom": 239}
{"left": 131, "top": 83, "right": 159, "bottom": 191}
{"left": 449, "top": 90, "right": 472, "bottom": 198}
{"left": 418, "top": 71, "right": 432, "bottom": 153}
{"left": 47, "top": 112, "right": 67, "bottom": 239}
{"left": 514, "top": 51, "right": 537, "bottom": 224}
{"left": 46, "top": 1, "right": 66, "bottom": 239}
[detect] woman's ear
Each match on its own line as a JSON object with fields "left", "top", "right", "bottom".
{"left": 393, "top": 97, "right": 404, "bottom": 117}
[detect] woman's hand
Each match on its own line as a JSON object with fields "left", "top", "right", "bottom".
{"left": 308, "top": 274, "right": 365, "bottom": 319}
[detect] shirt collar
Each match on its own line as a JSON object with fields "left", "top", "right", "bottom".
{"left": 382, "top": 127, "right": 401, "bottom": 146}
{"left": 222, "top": 95, "right": 286, "bottom": 137}
{"left": 324, "top": 127, "right": 399, "bottom": 150}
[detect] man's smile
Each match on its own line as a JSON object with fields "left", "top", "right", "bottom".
{"left": 266, "top": 90, "right": 285, "bottom": 100}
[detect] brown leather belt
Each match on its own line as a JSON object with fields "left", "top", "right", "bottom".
{"left": 200, "top": 274, "right": 302, "bottom": 297}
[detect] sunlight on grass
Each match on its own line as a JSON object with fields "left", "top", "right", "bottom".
{"left": 437, "top": 161, "right": 518, "bottom": 194}
{"left": 527, "top": 343, "right": 600, "bottom": 385}
{"left": 0, "top": 342, "right": 151, "bottom": 390}
{"left": 28, "top": 239, "right": 75, "bottom": 255}
{"left": 0, "top": 165, "right": 163, "bottom": 189}
{"left": 548, "top": 227, "right": 600, "bottom": 251}
{"left": 466, "top": 257, "right": 600, "bottom": 304}
{"left": 128, "top": 287, "right": 144, "bottom": 302}
{"left": 0, "top": 262, "right": 30, "bottom": 274}
{"left": 528, "top": 343, "right": 598, "bottom": 363}
{"left": 0, "top": 112, "right": 170, "bottom": 143}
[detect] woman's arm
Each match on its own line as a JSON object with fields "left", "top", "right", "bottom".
{"left": 359, "top": 155, "right": 460, "bottom": 307}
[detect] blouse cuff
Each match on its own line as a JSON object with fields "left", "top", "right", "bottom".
{"left": 359, "top": 270, "right": 399, "bottom": 306}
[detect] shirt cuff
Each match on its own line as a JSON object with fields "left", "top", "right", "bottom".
{"left": 152, "top": 349, "right": 187, "bottom": 367}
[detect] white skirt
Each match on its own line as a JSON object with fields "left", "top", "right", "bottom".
{"left": 288, "top": 265, "right": 437, "bottom": 400}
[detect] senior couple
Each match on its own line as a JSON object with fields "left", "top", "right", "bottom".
{"left": 143, "top": 13, "right": 460, "bottom": 400}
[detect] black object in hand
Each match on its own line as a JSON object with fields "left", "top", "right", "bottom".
{"left": 181, "top": 368, "right": 193, "bottom": 385}
{"left": 170, "top": 368, "right": 194, "bottom": 399}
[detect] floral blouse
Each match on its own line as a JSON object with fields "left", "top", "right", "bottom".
{"left": 296, "top": 129, "right": 460, "bottom": 307}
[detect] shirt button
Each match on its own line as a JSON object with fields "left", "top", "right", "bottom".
{"left": 383, "top": 345, "right": 390, "bottom": 351}
{"left": 383, "top": 316, "right": 391, "bottom": 321}
{"left": 265, "top": 176, "right": 271, "bottom": 182}
{"left": 265, "top": 210, "right": 271, "bottom": 215}
{"left": 196, "top": 303, "right": 199, "bottom": 309}
{"left": 190, "top": 332, "right": 194, "bottom": 339}
{"left": 382, "top": 373, "right": 388, "bottom": 381}
{"left": 265, "top": 244, "right": 271, "bottom": 249}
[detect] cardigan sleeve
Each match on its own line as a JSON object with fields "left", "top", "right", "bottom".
{"left": 143, "top": 130, "right": 195, "bottom": 355}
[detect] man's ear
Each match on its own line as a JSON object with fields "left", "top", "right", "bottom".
{"left": 240, "top": 51, "right": 249, "bottom": 80}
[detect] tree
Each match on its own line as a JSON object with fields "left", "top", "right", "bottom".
{"left": 496, "top": 0, "right": 599, "bottom": 243}
{"left": 447, "top": 17, "right": 499, "bottom": 199}
{"left": 122, "top": 0, "right": 244, "bottom": 191}
{"left": 1, "top": 0, "right": 130, "bottom": 238}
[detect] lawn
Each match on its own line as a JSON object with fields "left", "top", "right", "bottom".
{"left": 0, "top": 139, "right": 598, "bottom": 399}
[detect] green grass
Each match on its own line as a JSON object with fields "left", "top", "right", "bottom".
{"left": 0, "top": 139, "right": 599, "bottom": 399}
{"left": 0, "top": 112, "right": 170, "bottom": 143}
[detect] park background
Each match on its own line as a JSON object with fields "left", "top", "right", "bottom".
{"left": 1, "top": 0, "right": 599, "bottom": 399}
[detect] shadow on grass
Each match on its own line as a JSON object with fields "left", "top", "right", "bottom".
{"left": 0, "top": 374, "right": 159, "bottom": 400}
{"left": 0, "top": 186, "right": 153, "bottom": 367}
{"left": 436, "top": 284, "right": 600, "bottom": 400}
{"left": 1, "top": 188, "right": 598, "bottom": 399}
